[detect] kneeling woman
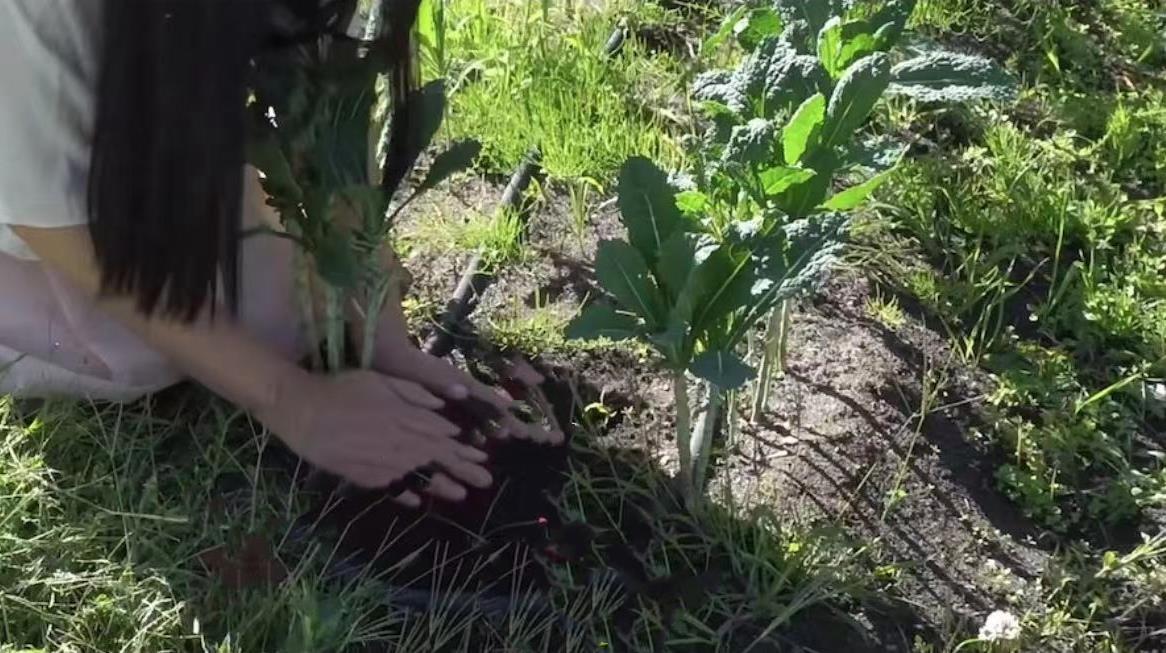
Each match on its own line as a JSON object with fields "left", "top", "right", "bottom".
{"left": 0, "top": 0, "right": 553, "bottom": 506}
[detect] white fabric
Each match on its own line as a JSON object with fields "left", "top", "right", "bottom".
{"left": 0, "top": 0, "right": 307, "bottom": 401}
{"left": 0, "top": 0, "right": 102, "bottom": 259}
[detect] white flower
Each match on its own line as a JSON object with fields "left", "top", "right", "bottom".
{"left": 979, "top": 610, "right": 1022, "bottom": 642}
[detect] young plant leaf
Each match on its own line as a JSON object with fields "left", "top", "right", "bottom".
{"left": 821, "top": 169, "right": 893, "bottom": 210}
{"left": 776, "top": 148, "right": 840, "bottom": 217}
{"left": 617, "top": 157, "right": 686, "bottom": 265}
{"left": 566, "top": 304, "right": 641, "bottom": 341}
{"left": 818, "top": 17, "right": 881, "bottom": 78}
{"left": 595, "top": 239, "right": 666, "bottom": 326}
{"left": 675, "top": 190, "right": 710, "bottom": 217}
{"left": 782, "top": 93, "right": 827, "bottom": 164}
{"left": 418, "top": 140, "right": 481, "bottom": 192}
{"left": 734, "top": 7, "right": 783, "bottom": 51}
{"left": 887, "top": 52, "right": 1017, "bottom": 103}
{"left": 690, "top": 350, "right": 756, "bottom": 390}
{"left": 821, "top": 53, "right": 892, "bottom": 148}
{"left": 759, "top": 167, "right": 818, "bottom": 197}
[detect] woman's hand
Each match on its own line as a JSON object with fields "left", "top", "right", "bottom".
{"left": 260, "top": 369, "right": 494, "bottom": 507}
{"left": 372, "top": 337, "right": 563, "bottom": 446}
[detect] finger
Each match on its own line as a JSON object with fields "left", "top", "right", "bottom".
{"left": 434, "top": 452, "right": 493, "bottom": 488}
{"left": 393, "top": 491, "right": 423, "bottom": 509}
{"left": 454, "top": 442, "right": 490, "bottom": 463}
{"left": 422, "top": 472, "right": 468, "bottom": 502}
{"left": 400, "top": 409, "right": 461, "bottom": 438}
{"left": 386, "top": 378, "right": 445, "bottom": 410}
{"left": 504, "top": 415, "right": 562, "bottom": 444}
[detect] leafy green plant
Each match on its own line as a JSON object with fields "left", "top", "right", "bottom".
{"left": 567, "top": 157, "right": 848, "bottom": 501}
{"left": 569, "top": 0, "right": 1014, "bottom": 501}
{"left": 246, "top": 29, "right": 478, "bottom": 371}
{"left": 694, "top": 0, "right": 1016, "bottom": 419}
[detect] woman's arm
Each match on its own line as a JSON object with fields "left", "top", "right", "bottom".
{"left": 12, "top": 223, "right": 305, "bottom": 419}
{"left": 12, "top": 223, "right": 493, "bottom": 503}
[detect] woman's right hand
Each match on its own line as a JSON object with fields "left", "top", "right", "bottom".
{"left": 261, "top": 369, "right": 494, "bottom": 508}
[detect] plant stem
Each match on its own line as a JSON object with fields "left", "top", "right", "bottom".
{"left": 323, "top": 285, "right": 345, "bottom": 372}
{"left": 291, "top": 233, "right": 323, "bottom": 371}
{"left": 725, "top": 390, "right": 738, "bottom": 451}
{"left": 691, "top": 381, "right": 723, "bottom": 493}
{"left": 750, "top": 302, "right": 783, "bottom": 421}
{"left": 358, "top": 276, "right": 392, "bottom": 370}
{"left": 672, "top": 370, "right": 693, "bottom": 500}
{"left": 776, "top": 299, "right": 792, "bottom": 375}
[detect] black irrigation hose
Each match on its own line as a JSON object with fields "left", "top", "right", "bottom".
{"left": 422, "top": 148, "right": 543, "bottom": 358}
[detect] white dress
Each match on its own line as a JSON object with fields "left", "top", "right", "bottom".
{"left": 0, "top": 0, "right": 305, "bottom": 400}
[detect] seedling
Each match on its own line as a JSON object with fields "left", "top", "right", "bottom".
{"left": 246, "top": 22, "right": 480, "bottom": 372}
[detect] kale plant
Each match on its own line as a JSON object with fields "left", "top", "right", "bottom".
{"left": 569, "top": 0, "right": 1016, "bottom": 502}
{"left": 246, "top": 26, "right": 478, "bottom": 371}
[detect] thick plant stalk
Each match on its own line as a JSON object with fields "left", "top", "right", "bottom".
{"left": 672, "top": 370, "right": 694, "bottom": 499}
{"left": 323, "top": 285, "right": 345, "bottom": 372}
{"left": 691, "top": 382, "right": 723, "bottom": 493}
{"left": 290, "top": 227, "right": 323, "bottom": 370}
{"left": 749, "top": 300, "right": 791, "bottom": 421}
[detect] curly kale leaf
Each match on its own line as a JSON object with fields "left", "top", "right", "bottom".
{"left": 695, "top": 39, "right": 829, "bottom": 121}
{"left": 887, "top": 51, "right": 1017, "bottom": 103}
{"left": 722, "top": 118, "right": 776, "bottom": 167}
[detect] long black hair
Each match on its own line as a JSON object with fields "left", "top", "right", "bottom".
{"left": 88, "top": 0, "right": 420, "bottom": 321}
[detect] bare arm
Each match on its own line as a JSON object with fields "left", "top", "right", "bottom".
{"left": 11, "top": 222, "right": 493, "bottom": 502}
{"left": 12, "top": 223, "right": 306, "bottom": 421}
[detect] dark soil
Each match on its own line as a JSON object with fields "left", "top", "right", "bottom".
{"left": 297, "top": 174, "right": 1069, "bottom": 650}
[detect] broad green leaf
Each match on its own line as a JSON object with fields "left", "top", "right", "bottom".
{"left": 382, "top": 80, "right": 446, "bottom": 195}
{"left": 759, "top": 166, "right": 818, "bottom": 197}
{"left": 617, "top": 157, "right": 685, "bottom": 265}
{"left": 315, "top": 230, "right": 360, "bottom": 289}
{"left": 887, "top": 52, "right": 1017, "bottom": 103}
{"left": 658, "top": 232, "right": 719, "bottom": 326}
{"left": 689, "top": 246, "right": 755, "bottom": 337}
{"left": 776, "top": 148, "right": 840, "bottom": 217}
{"left": 595, "top": 239, "right": 665, "bottom": 326}
{"left": 418, "top": 140, "right": 481, "bottom": 192}
{"left": 821, "top": 170, "right": 893, "bottom": 211}
{"left": 690, "top": 350, "right": 756, "bottom": 390}
{"left": 821, "top": 53, "right": 892, "bottom": 148}
{"left": 783, "top": 93, "right": 827, "bottom": 164}
{"left": 735, "top": 7, "right": 783, "bottom": 51}
{"left": 816, "top": 17, "right": 844, "bottom": 76}
{"left": 566, "top": 304, "right": 641, "bottom": 341}
{"left": 676, "top": 190, "right": 710, "bottom": 216}
{"left": 247, "top": 133, "right": 302, "bottom": 201}
{"left": 656, "top": 231, "right": 699, "bottom": 301}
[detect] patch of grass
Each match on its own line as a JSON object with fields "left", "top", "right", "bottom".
{"left": 439, "top": 0, "right": 684, "bottom": 181}
{"left": 0, "top": 388, "right": 867, "bottom": 652}
{"left": 868, "top": 0, "right": 1166, "bottom": 534}
{"left": 403, "top": 203, "right": 528, "bottom": 271}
